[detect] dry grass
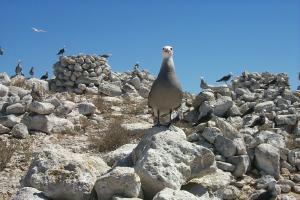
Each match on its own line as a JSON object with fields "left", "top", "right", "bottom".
{"left": 122, "top": 98, "right": 148, "bottom": 115}
{"left": 10, "top": 77, "right": 26, "bottom": 88}
{"left": 92, "top": 95, "right": 111, "bottom": 113}
{"left": 0, "top": 139, "right": 32, "bottom": 171}
{"left": 88, "top": 117, "right": 144, "bottom": 152}
{"left": 0, "top": 140, "right": 16, "bottom": 171}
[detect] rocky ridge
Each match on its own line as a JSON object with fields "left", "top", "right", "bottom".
{"left": 0, "top": 57, "right": 300, "bottom": 200}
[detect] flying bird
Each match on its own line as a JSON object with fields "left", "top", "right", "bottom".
{"left": 216, "top": 72, "right": 233, "bottom": 84}
{"left": 15, "top": 60, "right": 23, "bottom": 76}
{"left": 40, "top": 71, "right": 48, "bottom": 80}
{"left": 32, "top": 27, "right": 47, "bottom": 33}
{"left": 100, "top": 53, "right": 112, "bottom": 59}
{"left": 57, "top": 47, "right": 65, "bottom": 56}
{"left": 0, "top": 46, "right": 4, "bottom": 55}
{"left": 29, "top": 67, "right": 34, "bottom": 77}
{"left": 148, "top": 45, "right": 183, "bottom": 126}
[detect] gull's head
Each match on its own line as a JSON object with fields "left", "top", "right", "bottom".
{"left": 162, "top": 45, "right": 173, "bottom": 58}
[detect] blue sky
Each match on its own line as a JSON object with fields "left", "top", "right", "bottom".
{"left": 0, "top": 0, "right": 299, "bottom": 93}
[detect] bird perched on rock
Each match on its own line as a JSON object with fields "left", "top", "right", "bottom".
{"left": 31, "top": 83, "right": 43, "bottom": 101}
{"left": 148, "top": 45, "right": 183, "bottom": 126}
{"left": 216, "top": 72, "right": 233, "bottom": 84}
{"left": 193, "top": 108, "right": 214, "bottom": 126}
{"left": 57, "top": 47, "right": 65, "bottom": 56}
{"left": 15, "top": 60, "right": 23, "bottom": 76}
{"left": 200, "top": 77, "right": 209, "bottom": 89}
{"left": 241, "top": 105, "right": 255, "bottom": 117}
{"left": 265, "top": 78, "right": 277, "bottom": 88}
{"left": 100, "top": 53, "right": 112, "bottom": 59}
{"left": 40, "top": 71, "right": 48, "bottom": 80}
{"left": 133, "top": 62, "right": 140, "bottom": 70}
{"left": 0, "top": 46, "right": 4, "bottom": 55}
{"left": 249, "top": 110, "right": 266, "bottom": 128}
{"left": 29, "top": 67, "right": 34, "bottom": 77}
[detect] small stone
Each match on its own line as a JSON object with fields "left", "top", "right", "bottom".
{"left": 214, "top": 135, "right": 237, "bottom": 158}
{"left": 11, "top": 123, "right": 29, "bottom": 139}
{"left": 216, "top": 161, "right": 235, "bottom": 172}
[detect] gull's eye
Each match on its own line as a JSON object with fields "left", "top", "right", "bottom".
{"left": 162, "top": 48, "right": 165, "bottom": 50}
{"left": 170, "top": 48, "right": 173, "bottom": 50}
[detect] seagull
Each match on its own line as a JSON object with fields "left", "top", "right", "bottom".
{"left": 216, "top": 72, "right": 233, "bottom": 84}
{"left": 40, "top": 71, "right": 48, "bottom": 80}
{"left": 148, "top": 45, "right": 183, "bottom": 126}
{"left": 32, "top": 27, "right": 47, "bottom": 33}
{"left": 100, "top": 53, "right": 112, "bottom": 59}
{"left": 57, "top": 46, "right": 65, "bottom": 56}
{"left": 15, "top": 60, "right": 23, "bottom": 76}
{"left": 0, "top": 46, "right": 4, "bottom": 55}
{"left": 29, "top": 67, "right": 34, "bottom": 77}
{"left": 200, "top": 77, "right": 209, "bottom": 89}
{"left": 249, "top": 110, "right": 266, "bottom": 128}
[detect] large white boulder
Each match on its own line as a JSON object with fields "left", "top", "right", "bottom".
{"left": 22, "top": 144, "right": 110, "bottom": 200}
{"left": 22, "top": 114, "right": 74, "bottom": 134}
{"left": 153, "top": 188, "right": 200, "bottom": 200}
{"left": 0, "top": 84, "right": 9, "bottom": 97}
{"left": 26, "top": 78, "right": 49, "bottom": 91}
{"left": 94, "top": 167, "right": 142, "bottom": 200}
{"left": 255, "top": 143, "right": 280, "bottom": 179}
{"left": 12, "top": 187, "right": 48, "bottom": 200}
{"left": 28, "top": 101, "right": 55, "bottom": 115}
{"left": 132, "top": 126, "right": 216, "bottom": 198}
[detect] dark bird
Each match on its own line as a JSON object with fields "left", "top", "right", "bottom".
{"left": 31, "top": 83, "right": 43, "bottom": 101}
{"left": 15, "top": 60, "right": 23, "bottom": 76}
{"left": 193, "top": 109, "right": 214, "bottom": 126}
{"left": 29, "top": 67, "right": 34, "bottom": 77}
{"left": 216, "top": 72, "right": 233, "bottom": 84}
{"left": 253, "top": 190, "right": 276, "bottom": 200}
{"left": 265, "top": 78, "right": 277, "bottom": 87}
{"left": 100, "top": 53, "right": 112, "bottom": 59}
{"left": 57, "top": 47, "right": 65, "bottom": 56}
{"left": 0, "top": 46, "right": 4, "bottom": 55}
{"left": 241, "top": 106, "right": 255, "bottom": 117}
{"left": 133, "top": 62, "right": 140, "bottom": 70}
{"left": 249, "top": 110, "right": 266, "bottom": 128}
{"left": 40, "top": 71, "right": 48, "bottom": 80}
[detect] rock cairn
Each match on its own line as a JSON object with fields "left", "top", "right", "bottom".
{"left": 52, "top": 55, "right": 155, "bottom": 98}
{"left": 52, "top": 55, "right": 111, "bottom": 93}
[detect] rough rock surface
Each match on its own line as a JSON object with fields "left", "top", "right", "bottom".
{"left": 94, "top": 167, "right": 142, "bottom": 200}
{"left": 22, "top": 144, "right": 110, "bottom": 200}
{"left": 132, "top": 126, "right": 216, "bottom": 198}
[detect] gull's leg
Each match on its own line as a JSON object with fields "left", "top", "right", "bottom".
{"left": 156, "top": 110, "right": 161, "bottom": 126}
{"left": 167, "top": 109, "right": 172, "bottom": 127}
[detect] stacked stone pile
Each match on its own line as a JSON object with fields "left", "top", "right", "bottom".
{"left": 52, "top": 55, "right": 155, "bottom": 98}
{"left": 182, "top": 71, "right": 300, "bottom": 199}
